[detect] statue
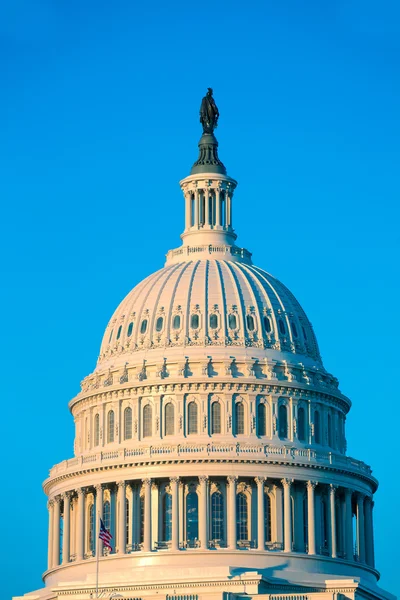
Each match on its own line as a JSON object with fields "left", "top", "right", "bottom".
{"left": 200, "top": 88, "right": 219, "bottom": 133}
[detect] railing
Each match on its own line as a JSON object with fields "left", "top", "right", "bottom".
{"left": 48, "top": 442, "right": 373, "bottom": 480}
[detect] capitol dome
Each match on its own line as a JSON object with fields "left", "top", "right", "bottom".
{"left": 17, "top": 92, "right": 394, "bottom": 600}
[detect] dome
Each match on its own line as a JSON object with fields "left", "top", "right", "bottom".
{"left": 99, "top": 260, "right": 322, "bottom": 368}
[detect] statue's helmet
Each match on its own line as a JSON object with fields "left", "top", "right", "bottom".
{"left": 207, "top": 87, "right": 213, "bottom": 94}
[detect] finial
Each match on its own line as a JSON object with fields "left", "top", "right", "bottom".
{"left": 199, "top": 87, "right": 219, "bottom": 134}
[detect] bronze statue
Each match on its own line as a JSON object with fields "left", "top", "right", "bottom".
{"left": 200, "top": 88, "right": 219, "bottom": 133}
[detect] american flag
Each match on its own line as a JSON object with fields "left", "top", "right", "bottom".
{"left": 99, "top": 518, "right": 112, "bottom": 550}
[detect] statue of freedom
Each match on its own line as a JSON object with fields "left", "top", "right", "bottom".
{"left": 199, "top": 88, "right": 219, "bottom": 133}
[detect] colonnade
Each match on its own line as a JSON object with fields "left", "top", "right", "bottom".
{"left": 47, "top": 476, "right": 375, "bottom": 572}
{"left": 184, "top": 188, "right": 232, "bottom": 231}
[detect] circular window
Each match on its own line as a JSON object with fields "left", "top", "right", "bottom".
{"left": 190, "top": 314, "right": 199, "bottom": 329}
{"left": 209, "top": 314, "right": 218, "bottom": 329}
{"left": 228, "top": 314, "right": 237, "bottom": 329}
{"left": 263, "top": 315, "right": 271, "bottom": 333}
{"left": 156, "top": 316, "right": 164, "bottom": 332}
{"left": 173, "top": 315, "right": 181, "bottom": 330}
{"left": 246, "top": 315, "right": 255, "bottom": 331}
{"left": 140, "top": 319, "right": 148, "bottom": 334}
{"left": 116, "top": 325, "right": 122, "bottom": 340}
{"left": 127, "top": 322, "right": 134, "bottom": 337}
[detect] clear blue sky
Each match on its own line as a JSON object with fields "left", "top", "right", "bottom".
{"left": 2, "top": 1, "right": 399, "bottom": 598}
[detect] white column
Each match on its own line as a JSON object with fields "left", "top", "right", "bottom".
{"left": 227, "top": 476, "right": 237, "bottom": 549}
{"left": 194, "top": 190, "right": 199, "bottom": 227}
{"left": 142, "top": 478, "right": 152, "bottom": 552}
{"left": 356, "top": 493, "right": 366, "bottom": 562}
{"left": 255, "top": 477, "right": 266, "bottom": 550}
{"left": 95, "top": 484, "right": 103, "bottom": 556}
{"left": 365, "top": 496, "right": 375, "bottom": 568}
{"left": 282, "top": 479, "right": 293, "bottom": 552}
{"left": 185, "top": 192, "right": 191, "bottom": 230}
{"left": 62, "top": 492, "right": 71, "bottom": 564}
{"left": 199, "top": 476, "right": 208, "bottom": 549}
{"left": 307, "top": 481, "right": 317, "bottom": 554}
{"left": 76, "top": 488, "right": 85, "bottom": 561}
{"left": 52, "top": 496, "right": 61, "bottom": 567}
{"left": 170, "top": 477, "right": 180, "bottom": 551}
{"left": 329, "top": 485, "right": 337, "bottom": 558}
{"left": 47, "top": 500, "right": 54, "bottom": 569}
{"left": 117, "top": 481, "right": 126, "bottom": 554}
{"left": 344, "top": 488, "right": 353, "bottom": 561}
{"left": 215, "top": 188, "right": 221, "bottom": 226}
{"left": 204, "top": 188, "right": 210, "bottom": 226}
{"left": 225, "top": 193, "right": 231, "bottom": 228}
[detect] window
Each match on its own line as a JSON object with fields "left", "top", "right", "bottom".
{"left": 124, "top": 407, "right": 132, "bottom": 440}
{"left": 235, "top": 402, "right": 245, "bottom": 435}
{"left": 172, "top": 315, "right": 181, "bottom": 330}
{"left": 328, "top": 413, "right": 333, "bottom": 447}
{"left": 107, "top": 410, "right": 115, "bottom": 443}
{"left": 302, "top": 326, "right": 308, "bottom": 340}
{"left": 116, "top": 325, "right": 122, "bottom": 340}
{"left": 257, "top": 403, "right": 267, "bottom": 436}
{"left": 246, "top": 314, "right": 255, "bottom": 331}
{"left": 263, "top": 315, "right": 271, "bottom": 333}
{"left": 264, "top": 493, "right": 271, "bottom": 542}
{"left": 211, "top": 402, "right": 221, "bottom": 434}
{"left": 94, "top": 414, "right": 100, "bottom": 446}
{"left": 162, "top": 493, "right": 172, "bottom": 541}
{"left": 89, "top": 504, "right": 95, "bottom": 554}
{"left": 165, "top": 403, "right": 175, "bottom": 435}
{"left": 186, "top": 491, "right": 199, "bottom": 542}
{"left": 190, "top": 314, "right": 199, "bottom": 329}
{"left": 236, "top": 492, "right": 248, "bottom": 541}
{"left": 103, "top": 501, "right": 111, "bottom": 532}
{"left": 291, "top": 321, "right": 298, "bottom": 338}
{"left": 109, "top": 329, "right": 113, "bottom": 343}
{"left": 211, "top": 491, "right": 224, "bottom": 541}
{"left": 228, "top": 314, "right": 237, "bottom": 329}
{"left": 209, "top": 314, "right": 218, "bottom": 329}
{"left": 278, "top": 404, "right": 288, "bottom": 439}
{"left": 140, "top": 319, "right": 148, "bottom": 334}
{"left": 278, "top": 319, "right": 286, "bottom": 335}
{"left": 314, "top": 410, "right": 321, "bottom": 444}
{"left": 127, "top": 321, "right": 134, "bottom": 337}
{"left": 298, "top": 407, "right": 306, "bottom": 442}
{"left": 156, "top": 316, "right": 164, "bottom": 332}
{"left": 188, "top": 401, "right": 198, "bottom": 434}
{"left": 143, "top": 404, "right": 152, "bottom": 438}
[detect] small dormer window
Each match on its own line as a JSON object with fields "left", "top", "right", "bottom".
{"left": 127, "top": 322, "right": 134, "bottom": 337}
{"left": 278, "top": 319, "right": 286, "bottom": 335}
{"left": 228, "top": 314, "right": 237, "bottom": 329}
{"left": 291, "top": 322, "right": 298, "bottom": 338}
{"left": 156, "top": 316, "right": 164, "bottom": 332}
{"left": 190, "top": 314, "right": 199, "bottom": 329}
{"left": 246, "top": 315, "right": 255, "bottom": 331}
{"left": 140, "top": 319, "right": 148, "bottom": 334}
{"left": 263, "top": 315, "right": 271, "bottom": 333}
{"left": 209, "top": 314, "right": 218, "bottom": 329}
{"left": 116, "top": 325, "right": 122, "bottom": 340}
{"left": 173, "top": 315, "right": 181, "bottom": 330}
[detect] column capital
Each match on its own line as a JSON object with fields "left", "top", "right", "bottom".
{"left": 329, "top": 484, "right": 338, "bottom": 495}
{"left": 95, "top": 483, "right": 103, "bottom": 494}
{"left": 227, "top": 475, "right": 238, "bottom": 486}
{"left": 170, "top": 476, "right": 180, "bottom": 485}
{"left": 344, "top": 487, "right": 353, "bottom": 498}
{"left": 47, "top": 499, "right": 55, "bottom": 509}
{"left": 357, "top": 492, "right": 366, "bottom": 504}
{"left": 62, "top": 491, "right": 73, "bottom": 501}
{"left": 307, "top": 480, "right": 318, "bottom": 490}
{"left": 255, "top": 476, "right": 267, "bottom": 486}
{"left": 76, "top": 487, "right": 85, "bottom": 497}
{"left": 141, "top": 478, "right": 152, "bottom": 486}
{"left": 198, "top": 475, "right": 209, "bottom": 484}
{"left": 281, "top": 478, "right": 294, "bottom": 488}
{"left": 117, "top": 480, "right": 126, "bottom": 489}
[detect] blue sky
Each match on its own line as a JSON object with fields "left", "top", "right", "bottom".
{"left": 1, "top": 1, "right": 399, "bottom": 598}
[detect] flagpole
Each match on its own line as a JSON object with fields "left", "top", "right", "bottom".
{"left": 96, "top": 512, "right": 101, "bottom": 598}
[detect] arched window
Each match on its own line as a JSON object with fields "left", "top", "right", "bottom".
{"left": 209, "top": 314, "right": 218, "bottom": 329}
{"left": 278, "top": 319, "right": 286, "bottom": 335}
{"left": 257, "top": 403, "right": 267, "bottom": 436}
{"left": 211, "top": 491, "right": 224, "bottom": 541}
{"left": 89, "top": 504, "right": 95, "bottom": 554}
{"left": 298, "top": 407, "right": 306, "bottom": 442}
{"left": 186, "top": 491, "right": 199, "bottom": 542}
{"left": 140, "top": 319, "right": 148, "bottom": 334}
{"left": 165, "top": 402, "right": 175, "bottom": 435}
{"left": 228, "top": 314, "right": 237, "bottom": 329}
{"left": 188, "top": 401, "right": 198, "bottom": 435}
{"left": 107, "top": 410, "right": 115, "bottom": 443}
{"left": 172, "top": 315, "right": 181, "bottom": 330}
{"left": 127, "top": 321, "right": 134, "bottom": 337}
{"left": 291, "top": 321, "right": 298, "bottom": 338}
{"left": 190, "top": 314, "right": 199, "bottom": 329}
{"left": 156, "top": 316, "right": 163, "bottom": 332}
{"left": 143, "top": 404, "right": 152, "bottom": 438}
{"left": 246, "top": 314, "right": 255, "bottom": 331}
{"left": 327, "top": 413, "right": 333, "bottom": 447}
{"left": 263, "top": 315, "right": 272, "bottom": 333}
{"left": 124, "top": 407, "right": 132, "bottom": 440}
{"left": 94, "top": 413, "right": 100, "bottom": 446}
{"left": 264, "top": 493, "right": 271, "bottom": 542}
{"left": 278, "top": 404, "right": 288, "bottom": 440}
{"left": 116, "top": 325, "right": 122, "bottom": 340}
{"left": 103, "top": 500, "right": 111, "bottom": 532}
{"left": 162, "top": 493, "right": 172, "bottom": 541}
{"left": 211, "top": 401, "right": 221, "bottom": 434}
{"left": 314, "top": 410, "right": 321, "bottom": 444}
{"left": 108, "top": 329, "right": 113, "bottom": 343}
{"left": 236, "top": 492, "right": 248, "bottom": 541}
{"left": 235, "top": 401, "right": 245, "bottom": 435}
